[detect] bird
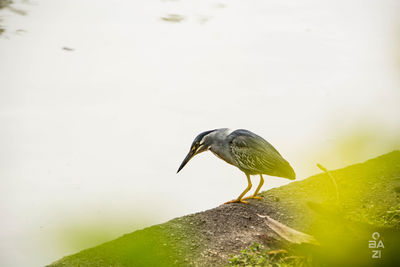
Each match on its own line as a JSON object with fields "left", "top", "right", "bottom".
{"left": 177, "top": 128, "right": 296, "bottom": 204}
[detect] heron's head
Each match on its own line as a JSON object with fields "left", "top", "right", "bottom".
{"left": 177, "top": 129, "right": 215, "bottom": 173}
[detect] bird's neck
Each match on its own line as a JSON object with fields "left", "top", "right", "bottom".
{"left": 207, "top": 129, "right": 236, "bottom": 165}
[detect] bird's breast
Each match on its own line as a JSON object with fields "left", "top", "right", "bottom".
{"left": 210, "top": 145, "right": 235, "bottom": 166}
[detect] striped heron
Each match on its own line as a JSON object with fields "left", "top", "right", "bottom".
{"left": 177, "top": 128, "right": 295, "bottom": 204}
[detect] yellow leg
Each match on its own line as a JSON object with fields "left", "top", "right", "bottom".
{"left": 224, "top": 174, "right": 252, "bottom": 204}
{"left": 243, "top": 174, "right": 264, "bottom": 200}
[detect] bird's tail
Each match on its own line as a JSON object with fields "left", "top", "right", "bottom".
{"left": 273, "top": 160, "right": 296, "bottom": 180}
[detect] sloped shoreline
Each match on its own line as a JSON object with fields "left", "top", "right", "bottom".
{"left": 49, "top": 151, "right": 400, "bottom": 266}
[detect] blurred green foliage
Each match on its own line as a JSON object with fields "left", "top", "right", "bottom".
{"left": 51, "top": 224, "right": 182, "bottom": 267}
{"left": 314, "top": 123, "right": 400, "bottom": 174}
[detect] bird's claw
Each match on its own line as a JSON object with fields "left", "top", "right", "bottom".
{"left": 224, "top": 199, "right": 249, "bottom": 205}
{"left": 243, "top": 195, "right": 262, "bottom": 200}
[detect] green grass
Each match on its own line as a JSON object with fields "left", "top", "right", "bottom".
{"left": 226, "top": 243, "right": 310, "bottom": 267}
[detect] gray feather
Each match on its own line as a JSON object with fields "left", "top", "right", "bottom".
{"left": 228, "top": 129, "right": 293, "bottom": 178}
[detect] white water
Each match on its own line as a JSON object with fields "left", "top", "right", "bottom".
{"left": 1, "top": 0, "right": 400, "bottom": 266}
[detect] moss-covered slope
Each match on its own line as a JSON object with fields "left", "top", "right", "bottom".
{"left": 49, "top": 151, "right": 400, "bottom": 267}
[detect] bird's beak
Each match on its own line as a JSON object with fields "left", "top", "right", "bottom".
{"left": 177, "top": 149, "right": 196, "bottom": 173}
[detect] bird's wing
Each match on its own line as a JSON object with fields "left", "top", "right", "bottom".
{"left": 228, "top": 130, "right": 284, "bottom": 174}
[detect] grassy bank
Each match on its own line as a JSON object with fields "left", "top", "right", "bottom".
{"left": 49, "top": 151, "right": 400, "bottom": 266}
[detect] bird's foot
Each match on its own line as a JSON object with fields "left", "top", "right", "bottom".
{"left": 243, "top": 195, "right": 262, "bottom": 200}
{"left": 224, "top": 198, "right": 249, "bottom": 205}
